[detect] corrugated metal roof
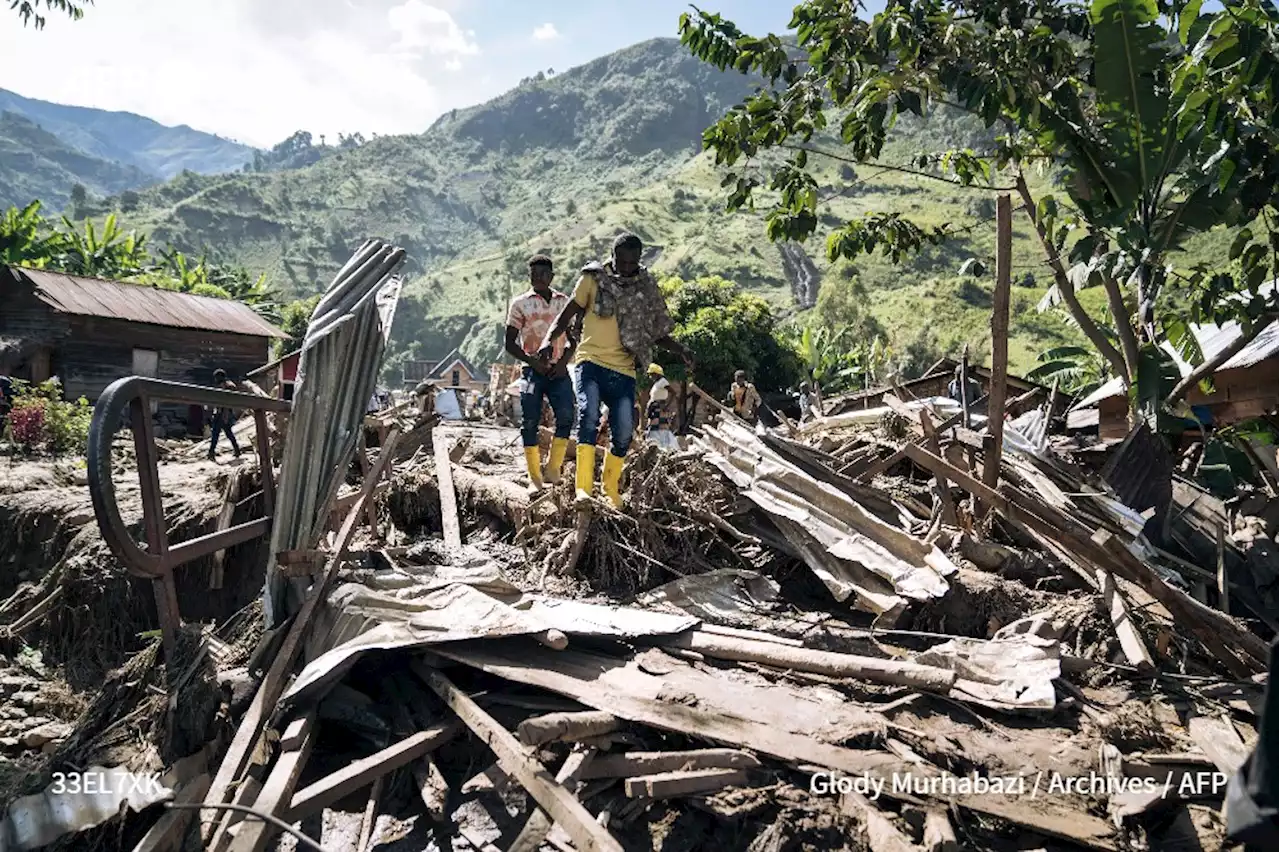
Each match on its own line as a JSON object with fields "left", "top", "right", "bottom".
{"left": 13, "top": 266, "right": 287, "bottom": 338}
{"left": 1073, "top": 317, "right": 1279, "bottom": 410}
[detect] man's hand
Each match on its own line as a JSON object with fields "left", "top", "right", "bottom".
{"left": 529, "top": 356, "right": 553, "bottom": 376}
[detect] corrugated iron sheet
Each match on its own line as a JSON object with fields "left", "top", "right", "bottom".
{"left": 15, "top": 267, "right": 287, "bottom": 339}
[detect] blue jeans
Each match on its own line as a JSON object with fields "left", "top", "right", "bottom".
{"left": 209, "top": 410, "right": 239, "bottom": 456}
{"left": 574, "top": 362, "right": 636, "bottom": 456}
{"left": 520, "top": 368, "right": 575, "bottom": 447}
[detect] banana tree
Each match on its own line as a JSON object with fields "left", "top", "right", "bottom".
{"left": 0, "top": 201, "right": 66, "bottom": 267}
{"left": 54, "top": 213, "right": 149, "bottom": 278}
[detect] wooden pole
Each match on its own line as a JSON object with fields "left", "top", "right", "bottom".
{"left": 959, "top": 344, "right": 971, "bottom": 429}
{"left": 981, "top": 194, "right": 1013, "bottom": 497}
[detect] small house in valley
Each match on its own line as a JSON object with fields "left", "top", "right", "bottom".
{"left": 0, "top": 266, "right": 287, "bottom": 418}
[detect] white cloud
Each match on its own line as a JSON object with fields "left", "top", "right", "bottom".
{"left": 0, "top": 0, "right": 492, "bottom": 148}
{"left": 531, "top": 23, "right": 559, "bottom": 41}
{"left": 387, "top": 0, "right": 478, "bottom": 56}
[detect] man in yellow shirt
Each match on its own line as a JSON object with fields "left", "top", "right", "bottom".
{"left": 539, "top": 233, "right": 693, "bottom": 507}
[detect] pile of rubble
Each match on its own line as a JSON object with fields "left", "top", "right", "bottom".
{"left": 2, "top": 386, "right": 1270, "bottom": 851}
{"left": 0, "top": 244, "right": 1271, "bottom": 852}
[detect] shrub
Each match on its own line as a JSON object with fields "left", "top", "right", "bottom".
{"left": 3, "top": 379, "right": 92, "bottom": 456}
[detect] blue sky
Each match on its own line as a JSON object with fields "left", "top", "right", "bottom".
{"left": 0, "top": 0, "right": 885, "bottom": 148}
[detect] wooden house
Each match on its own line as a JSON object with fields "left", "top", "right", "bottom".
{"left": 0, "top": 266, "right": 287, "bottom": 413}
{"left": 247, "top": 348, "right": 301, "bottom": 401}
{"left": 1072, "top": 319, "right": 1279, "bottom": 440}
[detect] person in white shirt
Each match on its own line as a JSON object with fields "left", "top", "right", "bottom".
{"left": 644, "top": 363, "right": 678, "bottom": 449}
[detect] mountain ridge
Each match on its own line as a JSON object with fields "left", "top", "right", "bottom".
{"left": 0, "top": 87, "right": 258, "bottom": 186}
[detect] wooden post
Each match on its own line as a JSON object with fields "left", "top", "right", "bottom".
{"left": 433, "top": 427, "right": 463, "bottom": 551}
{"left": 981, "top": 194, "right": 1013, "bottom": 496}
{"left": 959, "top": 344, "right": 971, "bottom": 429}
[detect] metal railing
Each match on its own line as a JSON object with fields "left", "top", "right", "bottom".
{"left": 87, "top": 376, "right": 291, "bottom": 658}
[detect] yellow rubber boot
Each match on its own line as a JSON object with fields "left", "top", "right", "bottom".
{"left": 544, "top": 437, "right": 569, "bottom": 485}
{"left": 523, "top": 447, "right": 545, "bottom": 490}
{"left": 601, "top": 451, "right": 625, "bottom": 508}
{"left": 574, "top": 445, "right": 596, "bottom": 502}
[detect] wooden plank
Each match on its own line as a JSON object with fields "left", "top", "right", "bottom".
{"left": 230, "top": 711, "right": 318, "bottom": 852}
{"left": 287, "top": 720, "right": 461, "bottom": 820}
{"left": 919, "top": 408, "right": 958, "bottom": 526}
{"left": 412, "top": 755, "right": 449, "bottom": 822}
{"left": 355, "top": 776, "right": 383, "bottom": 852}
{"left": 579, "top": 749, "right": 761, "bottom": 780}
{"left": 433, "top": 427, "right": 463, "bottom": 550}
{"left": 1216, "top": 521, "right": 1230, "bottom": 613}
{"left": 1186, "top": 713, "right": 1251, "bottom": 776}
{"left": 840, "top": 791, "right": 917, "bottom": 852}
{"left": 517, "top": 711, "right": 620, "bottom": 746}
{"left": 659, "top": 630, "right": 957, "bottom": 692}
{"left": 209, "top": 474, "right": 240, "bottom": 590}
{"left": 414, "top": 663, "right": 624, "bottom": 852}
{"left": 624, "top": 768, "right": 749, "bottom": 799}
{"left": 508, "top": 746, "right": 596, "bottom": 852}
{"left": 1097, "top": 569, "right": 1154, "bottom": 669}
{"left": 131, "top": 774, "right": 211, "bottom": 852}
{"left": 923, "top": 807, "right": 959, "bottom": 852}
{"left": 202, "top": 429, "right": 402, "bottom": 847}
{"left": 982, "top": 193, "right": 1013, "bottom": 492}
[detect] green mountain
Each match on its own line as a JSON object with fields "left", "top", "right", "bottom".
{"left": 0, "top": 111, "right": 154, "bottom": 209}
{"left": 0, "top": 87, "right": 256, "bottom": 180}
{"left": 96, "top": 38, "right": 1226, "bottom": 382}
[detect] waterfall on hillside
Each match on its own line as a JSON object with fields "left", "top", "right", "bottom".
{"left": 778, "top": 242, "right": 821, "bottom": 308}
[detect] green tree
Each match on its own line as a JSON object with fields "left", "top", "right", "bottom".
{"left": 11, "top": 0, "right": 88, "bottom": 29}
{"left": 660, "top": 275, "right": 803, "bottom": 394}
{"left": 277, "top": 294, "right": 321, "bottom": 356}
{"left": 680, "top": 0, "right": 1278, "bottom": 422}
{"left": 0, "top": 201, "right": 66, "bottom": 267}
{"left": 1027, "top": 344, "right": 1116, "bottom": 399}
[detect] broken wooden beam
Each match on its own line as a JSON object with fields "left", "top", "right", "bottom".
{"left": 1097, "top": 569, "right": 1154, "bottom": 670}
{"left": 517, "top": 711, "right": 620, "bottom": 746}
{"left": 578, "top": 749, "right": 761, "bottom": 780}
{"left": 623, "top": 768, "right": 749, "bottom": 799}
{"left": 923, "top": 806, "right": 960, "bottom": 852}
{"left": 230, "top": 711, "right": 318, "bottom": 852}
{"left": 131, "top": 774, "right": 211, "bottom": 852}
{"left": 202, "top": 430, "right": 402, "bottom": 847}
{"left": 433, "top": 427, "right": 463, "bottom": 550}
{"left": 508, "top": 745, "right": 596, "bottom": 852}
{"left": 841, "top": 791, "right": 916, "bottom": 852}
{"left": 415, "top": 663, "right": 624, "bottom": 852}
{"left": 287, "top": 720, "right": 461, "bottom": 821}
{"left": 983, "top": 192, "right": 1013, "bottom": 491}
{"left": 658, "top": 630, "right": 957, "bottom": 692}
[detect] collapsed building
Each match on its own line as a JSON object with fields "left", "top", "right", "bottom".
{"left": 0, "top": 241, "right": 1274, "bottom": 852}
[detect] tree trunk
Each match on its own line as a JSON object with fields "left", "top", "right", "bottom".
{"left": 1014, "top": 174, "right": 1131, "bottom": 386}
{"left": 1101, "top": 276, "right": 1140, "bottom": 379}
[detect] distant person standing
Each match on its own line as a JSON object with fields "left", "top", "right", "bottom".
{"left": 208, "top": 369, "right": 242, "bottom": 460}
{"left": 948, "top": 365, "right": 980, "bottom": 406}
{"left": 644, "top": 363, "right": 677, "bottom": 450}
{"left": 505, "top": 254, "right": 574, "bottom": 489}
{"left": 728, "top": 370, "right": 762, "bottom": 423}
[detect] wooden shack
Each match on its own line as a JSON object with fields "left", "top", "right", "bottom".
{"left": 0, "top": 266, "right": 287, "bottom": 410}
{"left": 1073, "top": 319, "right": 1279, "bottom": 440}
{"left": 247, "top": 348, "right": 301, "bottom": 401}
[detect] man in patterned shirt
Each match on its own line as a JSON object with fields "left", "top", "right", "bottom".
{"left": 505, "top": 254, "right": 575, "bottom": 489}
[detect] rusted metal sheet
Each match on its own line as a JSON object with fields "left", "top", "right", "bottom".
{"left": 15, "top": 266, "right": 288, "bottom": 339}
{"left": 87, "top": 376, "right": 290, "bottom": 660}
{"left": 1100, "top": 422, "right": 1174, "bottom": 524}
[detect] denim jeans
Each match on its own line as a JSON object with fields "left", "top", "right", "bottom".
{"left": 520, "top": 368, "right": 575, "bottom": 447}
{"left": 209, "top": 410, "right": 240, "bottom": 455}
{"left": 574, "top": 361, "right": 636, "bottom": 456}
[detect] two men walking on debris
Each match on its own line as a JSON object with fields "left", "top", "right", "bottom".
{"left": 504, "top": 254, "right": 575, "bottom": 489}
{"left": 521, "top": 233, "right": 693, "bottom": 507}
